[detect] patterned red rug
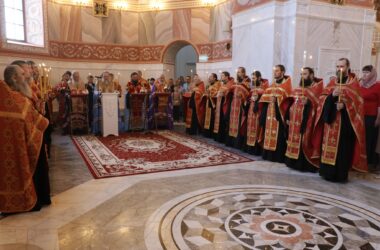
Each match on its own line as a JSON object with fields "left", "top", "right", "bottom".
{"left": 72, "top": 131, "right": 252, "bottom": 178}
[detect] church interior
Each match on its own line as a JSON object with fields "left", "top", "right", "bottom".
{"left": 1, "top": 0, "right": 380, "bottom": 249}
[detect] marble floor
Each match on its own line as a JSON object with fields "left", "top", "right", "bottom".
{"left": 1, "top": 126, "right": 380, "bottom": 250}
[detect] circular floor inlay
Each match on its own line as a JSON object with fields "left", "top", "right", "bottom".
{"left": 225, "top": 207, "right": 341, "bottom": 249}
{"left": 144, "top": 186, "right": 380, "bottom": 250}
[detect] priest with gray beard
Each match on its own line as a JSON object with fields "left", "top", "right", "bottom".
{"left": 5, "top": 65, "right": 33, "bottom": 99}
{"left": 2, "top": 65, "right": 51, "bottom": 213}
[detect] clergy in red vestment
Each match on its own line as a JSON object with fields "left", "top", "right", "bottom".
{"left": 282, "top": 67, "right": 323, "bottom": 172}
{"left": 10, "top": 62, "right": 52, "bottom": 209}
{"left": 11, "top": 60, "right": 44, "bottom": 114}
{"left": 70, "top": 71, "right": 87, "bottom": 94}
{"left": 203, "top": 73, "right": 221, "bottom": 138}
{"left": 245, "top": 71, "right": 269, "bottom": 155}
{"left": 213, "top": 71, "right": 234, "bottom": 142}
{"left": 127, "top": 72, "right": 142, "bottom": 94}
{"left": 137, "top": 70, "right": 151, "bottom": 92}
{"left": 225, "top": 67, "right": 251, "bottom": 148}
{"left": 154, "top": 74, "right": 167, "bottom": 93}
{"left": 0, "top": 65, "right": 49, "bottom": 213}
{"left": 126, "top": 72, "right": 143, "bottom": 113}
{"left": 186, "top": 74, "right": 206, "bottom": 135}
{"left": 27, "top": 60, "right": 53, "bottom": 158}
{"left": 259, "top": 65, "right": 292, "bottom": 163}
{"left": 313, "top": 58, "right": 367, "bottom": 182}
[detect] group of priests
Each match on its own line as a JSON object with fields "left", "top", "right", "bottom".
{"left": 185, "top": 58, "right": 372, "bottom": 183}
{"left": 0, "top": 57, "right": 376, "bottom": 214}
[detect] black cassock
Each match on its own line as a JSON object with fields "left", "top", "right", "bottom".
{"left": 318, "top": 94, "right": 356, "bottom": 182}
{"left": 31, "top": 140, "right": 51, "bottom": 211}
{"left": 214, "top": 96, "right": 227, "bottom": 143}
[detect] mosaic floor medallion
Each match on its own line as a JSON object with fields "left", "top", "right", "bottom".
{"left": 145, "top": 185, "right": 380, "bottom": 250}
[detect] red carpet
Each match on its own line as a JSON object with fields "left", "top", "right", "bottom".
{"left": 72, "top": 131, "right": 252, "bottom": 178}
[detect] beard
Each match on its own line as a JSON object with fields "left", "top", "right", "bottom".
{"left": 299, "top": 78, "right": 312, "bottom": 87}
{"left": 237, "top": 76, "right": 243, "bottom": 82}
{"left": 132, "top": 79, "right": 138, "bottom": 85}
{"left": 8, "top": 80, "right": 32, "bottom": 99}
{"left": 336, "top": 70, "right": 347, "bottom": 78}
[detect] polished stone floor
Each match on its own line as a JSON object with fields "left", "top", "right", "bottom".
{"left": 0, "top": 125, "right": 380, "bottom": 250}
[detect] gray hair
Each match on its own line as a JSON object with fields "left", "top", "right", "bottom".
{"left": 3, "top": 65, "right": 32, "bottom": 98}
{"left": 4, "top": 65, "right": 18, "bottom": 86}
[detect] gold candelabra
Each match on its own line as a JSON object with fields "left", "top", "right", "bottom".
{"left": 38, "top": 63, "right": 52, "bottom": 99}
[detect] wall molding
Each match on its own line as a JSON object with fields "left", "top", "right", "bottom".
{"left": 0, "top": 40, "right": 232, "bottom": 64}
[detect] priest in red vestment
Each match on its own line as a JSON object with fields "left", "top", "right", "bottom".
{"left": 282, "top": 67, "right": 323, "bottom": 172}
{"left": 0, "top": 65, "right": 49, "bottom": 213}
{"left": 203, "top": 73, "right": 221, "bottom": 137}
{"left": 186, "top": 74, "right": 206, "bottom": 135}
{"left": 127, "top": 72, "right": 142, "bottom": 94}
{"left": 313, "top": 58, "right": 367, "bottom": 182}
{"left": 154, "top": 74, "right": 167, "bottom": 93}
{"left": 225, "top": 67, "right": 251, "bottom": 148}
{"left": 10, "top": 62, "right": 52, "bottom": 209}
{"left": 245, "top": 71, "right": 269, "bottom": 155}
{"left": 259, "top": 65, "right": 292, "bottom": 163}
{"left": 213, "top": 72, "right": 234, "bottom": 142}
{"left": 137, "top": 70, "right": 151, "bottom": 93}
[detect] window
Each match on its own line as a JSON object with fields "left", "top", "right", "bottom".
{"left": 4, "top": 0, "right": 26, "bottom": 42}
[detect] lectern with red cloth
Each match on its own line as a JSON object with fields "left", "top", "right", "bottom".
{"left": 70, "top": 92, "right": 88, "bottom": 134}
{"left": 128, "top": 93, "right": 149, "bottom": 130}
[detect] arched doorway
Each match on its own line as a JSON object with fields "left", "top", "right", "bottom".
{"left": 161, "top": 40, "right": 199, "bottom": 81}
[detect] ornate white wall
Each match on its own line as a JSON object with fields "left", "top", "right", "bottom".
{"left": 232, "top": 0, "right": 376, "bottom": 84}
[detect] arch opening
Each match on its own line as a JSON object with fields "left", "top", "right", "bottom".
{"left": 161, "top": 40, "right": 199, "bottom": 80}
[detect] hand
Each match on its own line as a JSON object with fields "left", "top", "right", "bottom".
{"left": 301, "top": 97, "right": 308, "bottom": 105}
{"left": 251, "top": 95, "right": 258, "bottom": 101}
{"left": 271, "top": 96, "right": 276, "bottom": 103}
{"left": 336, "top": 102, "right": 345, "bottom": 111}
{"left": 333, "top": 88, "right": 342, "bottom": 97}
{"left": 375, "top": 117, "right": 380, "bottom": 127}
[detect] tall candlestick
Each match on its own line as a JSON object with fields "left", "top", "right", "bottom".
{"left": 338, "top": 68, "right": 343, "bottom": 102}
{"left": 301, "top": 67, "right": 304, "bottom": 97}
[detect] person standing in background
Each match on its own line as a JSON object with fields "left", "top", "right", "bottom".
{"left": 359, "top": 65, "right": 380, "bottom": 170}
{"left": 86, "top": 75, "right": 96, "bottom": 131}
